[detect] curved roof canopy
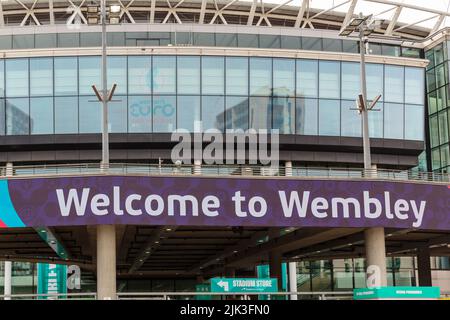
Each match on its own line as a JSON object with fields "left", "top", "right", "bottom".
{"left": 0, "top": 0, "right": 449, "bottom": 41}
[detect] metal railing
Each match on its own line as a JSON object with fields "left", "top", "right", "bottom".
{"left": 0, "top": 292, "right": 97, "bottom": 300}
{"left": 0, "top": 162, "right": 448, "bottom": 184}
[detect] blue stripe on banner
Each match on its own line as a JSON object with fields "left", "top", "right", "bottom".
{"left": 0, "top": 180, "right": 25, "bottom": 227}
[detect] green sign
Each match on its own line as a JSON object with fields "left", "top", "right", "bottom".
{"left": 37, "top": 263, "right": 67, "bottom": 299}
{"left": 354, "top": 286, "right": 440, "bottom": 300}
{"left": 195, "top": 284, "right": 212, "bottom": 300}
{"left": 256, "top": 264, "right": 287, "bottom": 300}
{"left": 211, "top": 278, "right": 278, "bottom": 293}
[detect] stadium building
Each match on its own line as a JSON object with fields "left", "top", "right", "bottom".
{"left": 0, "top": 0, "right": 448, "bottom": 299}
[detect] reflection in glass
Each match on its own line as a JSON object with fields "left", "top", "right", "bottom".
{"left": 319, "top": 99, "right": 340, "bottom": 136}
{"left": 273, "top": 97, "right": 294, "bottom": 134}
{"left": 369, "top": 102, "right": 383, "bottom": 138}
{"left": 250, "top": 58, "right": 272, "bottom": 96}
{"left": 0, "top": 99, "right": 4, "bottom": 134}
{"left": 202, "top": 96, "right": 224, "bottom": 131}
{"left": 153, "top": 56, "right": 176, "bottom": 94}
{"left": 6, "top": 98, "right": 29, "bottom": 135}
{"left": 249, "top": 97, "right": 271, "bottom": 130}
{"left": 55, "top": 96, "right": 78, "bottom": 134}
{"left": 405, "top": 104, "right": 424, "bottom": 141}
{"left": 296, "top": 60, "right": 318, "bottom": 98}
{"left": 366, "top": 63, "right": 384, "bottom": 101}
{"left": 128, "top": 96, "right": 151, "bottom": 133}
{"left": 226, "top": 57, "right": 248, "bottom": 95}
{"left": 55, "top": 57, "right": 78, "bottom": 96}
{"left": 30, "top": 97, "right": 53, "bottom": 134}
{"left": 385, "top": 65, "right": 404, "bottom": 103}
{"left": 177, "top": 95, "right": 200, "bottom": 132}
{"left": 0, "top": 60, "right": 4, "bottom": 97}
{"left": 319, "top": 61, "right": 340, "bottom": 99}
{"left": 341, "top": 100, "right": 361, "bottom": 137}
{"left": 128, "top": 56, "right": 151, "bottom": 95}
{"left": 30, "top": 58, "right": 53, "bottom": 96}
{"left": 202, "top": 57, "right": 224, "bottom": 95}
{"left": 296, "top": 98, "right": 318, "bottom": 135}
{"left": 109, "top": 96, "right": 127, "bottom": 133}
{"left": 79, "top": 56, "right": 101, "bottom": 95}
{"left": 341, "top": 62, "right": 360, "bottom": 100}
{"left": 79, "top": 96, "right": 101, "bottom": 133}
{"left": 405, "top": 67, "right": 424, "bottom": 105}
{"left": 438, "top": 111, "right": 449, "bottom": 144}
{"left": 6, "top": 59, "right": 29, "bottom": 97}
{"left": 153, "top": 95, "right": 176, "bottom": 132}
{"left": 107, "top": 56, "right": 127, "bottom": 95}
{"left": 384, "top": 103, "right": 404, "bottom": 139}
{"left": 225, "top": 96, "right": 248, "bottom": 130}
{"left": 177, "top": 56, "right": 200, "bottom": 94}
{"left": 273, "top": 59, "right": 295, "bottom": 97}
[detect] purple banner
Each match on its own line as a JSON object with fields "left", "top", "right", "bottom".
{"left": 3, "top": 175, "right": 450, "bottom": 230}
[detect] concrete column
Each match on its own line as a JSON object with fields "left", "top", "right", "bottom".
{"left": 4, "top": 261, "right": 12, "bottom": 300}
{"left": 5, "top": 162, "right": 13, "bottom": 177}
{"left": 364, "top": 227, "right": 387, "bottom": 287}
{"left": 193, "top": 160, "right": 202, "bottom": 175}
{"left": 285, "top": 161, "right": 293, "bottom": 177}
{"left": 417, "top": 247, "right": 432, "bottom": 286}
{"left": 97, "top": 225, "right": 116, "bottom": 300}
{"left": 288, "top": 262, "right": 298, "bottom": 300}
{"left": 269, "top": 250, "right": 282, "bottom": 289}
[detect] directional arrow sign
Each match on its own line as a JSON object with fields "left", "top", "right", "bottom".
{"left": 210, "top": 278, "right": 278, "bottom": 293}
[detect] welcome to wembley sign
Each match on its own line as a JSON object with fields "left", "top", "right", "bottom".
{"left": 0, "top": 175, "right": 448, "bottom": 230}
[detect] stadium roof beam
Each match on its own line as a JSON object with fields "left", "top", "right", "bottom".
{"left": 384, "top": 6, "right": 402, "bottom": 36}
{"left": 118, "top": 0, "right": 136, "bottom": 24}
{"left": 340, "top": 0, "right": 358, "bottom": 33}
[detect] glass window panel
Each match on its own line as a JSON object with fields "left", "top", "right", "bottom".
{"left": 434, "top": 43, "right": 444, "bottom": 66}
{"left": 215, "top": 33, "right": 237, "bottom": 47}
{"left": 438, "top": 111, "right": 449, "bottom": 144}
{"left": 6, "top": 59, "right": 29, "bottom": 97}
{"left": 273, "top": 58, "right": 295, "bottom": 97}
{"left": 425, "top": 50, "right": 434, "bottom": 70}
{"left": 296, "top": 98, "right": 318, "bottom": 135}
{"left": 202, "top": 96, "right": 225, "bottom": 132}
{"left": 109, "top": 96, "right": 127, "bottom": 133}
{"left": 177, "top": 95, "right": 200, "bottom": 132}
{"left": 128, "top": 96, "right": 151, "bottom": 133}
{"left": 0, "top": 99, "right": 4, "bottom": 135}
{"left": 107, "top": 32, "right": 125, "bottom": 46}
{"left": 342, "top": 40, "right": 358, "bottom": 53}
{"left": 405, "top": 67, "right": 424, "bottom": 105}
{"left": 259, "top": 35, "right": 280, "bottom": 49}
{"left": 319, "top": 99, "right": 340, "bottom": 136}
{"left": 437, "top": 86, "right": 446, "bottom": 111}
{"left": 35, "top": 34, "right": 57, "bottom": 48}
{"left": 402, "top": 47, "right": 421, "bottom": 59}
{"left": 341, "top": 100, "right": 361, "bottom": 137}
{"left": 405, "top": 104, "right": 424, "bottom": 141}
{"left": 341, "top": 62, "right": 360, "bottom": 100}
{"left": 384, "top": 103, "right": 404, "bottom": 139}
{"left": 226, "top": 57, "right": 248, "bottom": 95}
{"left": 30, "top": 97, "right": 53, "bottom": 134}
{"left": 55, "top": 57, "right": 78, "bottom": 96}
{"left": 225, "top": 96, "right": 248, "bottom": 131}
{"left": 107, "top": 56, "right": 127, "bottom": 95}
{"left": 441, "top": 144, "right": 450, "bottom": 168}
{"left": 55, "top": 96, "right": 78, "bottom": 134}
{"left": 302, "top": 37, "right": 321, "bottom": 51}
{"left": 273, "top": 97, "right": 294, "bottom": 134}
{"left": 194, "top": 33, "right": 215, "bottom": 46}
{"left": 281, "top": 36, "right": 300, "bottom": 49}
{"left": 366, "top": 63, "right": 384, "bottom": 101}
{"left": 428, "top": 90, "right": 437, "bottom": 115}
{"left": 128, "top": 56, "right": 151, "bottom": 95}
{"left": 12, "top": 35, "right": 34, "bottom": 49}
{"left": 0, "top": 35, "right": 12, "bottom": 50}
{"left": 368, "top": 43, "right": 382, "bottom": 55}
{"left": 429, "top": 115, "right": 439, "bottom": 147}
{"left": 319, "top": 61, "right": 340, "bottom": 99}
{"left": 384, "top": 65, "right": 404, "bottom": 103}
{"left": 30, "top": 58, "right": 53, "bottom": 96}
{"left": 435, "top": 63, "right": 446, "bottom": 88}
{"left": 202, "top": 57, "right": 224, "bottom": 95}
{"left": 250, "top": 58, "right": 272, "bottom": 96}
{"left": 323, "top": 39, "right": 342, "bottom": 52}
{"left": 6, "top": 98, "right": 29, "bottom": 135}
{"left": 79, "top": 96, "right": 101, "bottom": 133}
{"left": 426, "top": 69, "right": 436, "bottom": 93}
{"left": 296, "top": 59, "right": 318, "bottom": 98}
{"left": 249, "top": 97, "right": 271, "bottom": 130}
{"left": 431, "top": 148, "right": 441, "bottom": 170}
{"left": 153, "top": 56, "right": 176, "bottom": 94}
{"left": 57, "top": 33, "right": 79, "bottom": 47}
{"left": 153, "top": 95, "right": 176, "bottom": 132}
{"left": 79, "top": 56, "right": 101, "bottom": 95}
{"left": 382, "top": 45, "right": 401, "bottom": 57}
{"left": 174, "top": 32, "right": 192, "bottom": 45}
{"left": 80, "top": 33, "right": 102, "bottom": 47}
{"left": 237, "top": 34, "right": 258, "bottom": 48}
{"left": 177, "top": 56, "right": 200, "bottom": 94}
{"left": 0, "top": 60, "right": 4, "bottom": 97}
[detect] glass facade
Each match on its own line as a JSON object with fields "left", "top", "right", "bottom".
{"left": 426, "top": 41, "right": 450, "bottom": 173}
{"left": 0, "top": 56, "right": 424, "bottom": 141}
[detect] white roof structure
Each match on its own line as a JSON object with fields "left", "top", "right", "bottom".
{"left": 0, "top": 0, "right": 449, "bottom": 42}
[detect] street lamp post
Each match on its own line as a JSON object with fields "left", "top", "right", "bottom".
{"left": 340, "top": 14, "right": 387, "bottom": 288}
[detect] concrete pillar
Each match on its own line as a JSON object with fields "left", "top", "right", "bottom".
{"left": 193, "top": 160, "right": 202, "bottom": 175}
{"left": 97, "top": 225, "right": 117, "bottom": 300}
{"left": 417, "top": 247, "right": 432, "bottom": 287}
{"left": 288, "top": 262, "right": 298, "bottom": 300}
{"left": 269, "top": 250, "right": 282, "bottom": 289}
{"left": 5, "top": 162, "right": 13, "bottom": 177}
{"left": 285, "top": 161, "right": 293, "bottom": 177}
{"left": 364, "top": 227, "right": 387, "bottom": 287}
{"left": 4, "top": 261, "right": 12, "bottom": 300}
